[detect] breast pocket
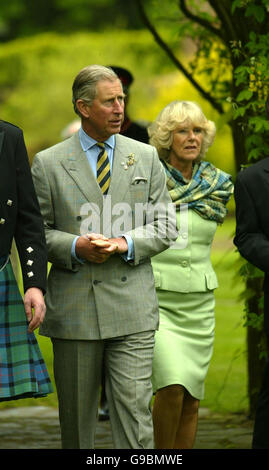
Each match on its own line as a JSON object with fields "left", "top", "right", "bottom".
{"left": 130, "top": 177, "right": 149, "bottom": 203}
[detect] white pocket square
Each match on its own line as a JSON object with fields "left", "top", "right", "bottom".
{"left": 131, "top": 177, "right": 148, "bottom": 185}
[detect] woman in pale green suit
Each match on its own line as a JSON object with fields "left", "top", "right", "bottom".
{"left": 148, "top": 101, "right": 233, "bottom": 449}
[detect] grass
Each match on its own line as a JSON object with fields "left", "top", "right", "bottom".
{"left": 0, "top": 214, "right": 249, "bottom": 414}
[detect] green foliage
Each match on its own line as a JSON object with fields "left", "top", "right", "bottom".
{"left": 0, "top": 30, "right": 235, "bottom": 176}
{"left": 236, "top": 259, "right": 267, "bottom": 359}
{"left": 228, "top": 0, "right": 269, "bottom": 360}
{"left": 0, "top": 30, "right": 175, "bottom": 156}
{"left": 141, "top": 0, "right": 230, "bottom": 108}
{"left": 233, "top": 0, "right": 268, "bottom": 22}
{"left": 231, "top": 4, "right": 269, "bottom": 162}
{"left": 0, "top": 0, "right": 144, "bottom": 41}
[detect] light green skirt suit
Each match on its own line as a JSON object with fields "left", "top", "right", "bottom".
{"left": 151, "top": 209, "right": 218, "bottom": 400}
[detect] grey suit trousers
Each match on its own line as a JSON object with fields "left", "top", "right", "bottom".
{"left": 52, "top": 330, "right": 155, "bottom": 449}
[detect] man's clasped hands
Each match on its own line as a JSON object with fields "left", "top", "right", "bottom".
{"left": 75, "top": 233, "right": 128, "bottom": 264}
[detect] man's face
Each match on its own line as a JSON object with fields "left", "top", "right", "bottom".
{"left": 79, "top": 79, "right": 125, "bottom": 141}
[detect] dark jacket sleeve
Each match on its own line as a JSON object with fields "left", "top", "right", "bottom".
{"left": 234, "top": 170, "right": 269, "bottom": 273}
{"left": 12, "top": 127, "right": 48, "bottom": 292}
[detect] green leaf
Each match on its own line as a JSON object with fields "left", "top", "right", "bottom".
{"left": 246, "top": 5, "right": 265, "bottom": 23}
{"left": 249, "top": 117, "right": 269, "bottom": 133}
{"left": 248, "top": 148, "right": 261, "bottom": 160}
{"left": 233, "top": 106, "right": 246, "bottom": 119}
{"left": 231, "top": 0, "right": 242, "bottom": 14}
{"left": 236, "top": 89, "right": 253, "bottom": 102}
{"left": 249, "top": 32, "right": 256, "bottom": 42}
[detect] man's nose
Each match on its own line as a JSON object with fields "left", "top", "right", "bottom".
{"left": 113, "top": 99, "right": 124, "bottom": 113}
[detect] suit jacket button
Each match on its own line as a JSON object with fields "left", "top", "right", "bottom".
{"left": 76, "top": 216, "right": 82, "bottom": 221}
{"left": 121, "top": 276, "right": 127, "bottom": 282}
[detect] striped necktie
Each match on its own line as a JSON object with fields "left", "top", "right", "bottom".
{"left": 96, "top": 142, "right": 111, "bottom": 195}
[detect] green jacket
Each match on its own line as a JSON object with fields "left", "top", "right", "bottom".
{"left": 151, "top": 209, "right": 218, "bottom": 293}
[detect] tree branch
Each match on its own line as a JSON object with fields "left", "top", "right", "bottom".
{"left": 179, "top": 0, "right": 223, "bottom": 40}
{"left": 208, "top": 0, "right": 239, "bottom": 43}
{"left": 135, "top": 0, "right": 224, "bottom": 114}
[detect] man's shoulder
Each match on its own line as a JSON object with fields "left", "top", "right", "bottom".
{"left": 0, "top": 120, "right": 22, "bottom": 137}
{"left": 35, "top": 135, "right": 77, "bottom": 161}
{"left": 237, "top": 157, "right": 269, "bottom": 181}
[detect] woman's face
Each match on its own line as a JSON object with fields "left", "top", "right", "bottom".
{"left": 169, "top": 123, "right": 204, "bottom": 169}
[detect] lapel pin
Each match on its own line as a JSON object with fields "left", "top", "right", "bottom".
{"left": 121, "top": 153, "right": 136, "bottom": 170}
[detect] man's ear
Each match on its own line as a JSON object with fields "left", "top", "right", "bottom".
{"left": 76, "top": 100, "right": 91, "bottom": 118}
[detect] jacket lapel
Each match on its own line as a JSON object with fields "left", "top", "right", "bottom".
{"left": 60, "top": 133, "right": 138, "bottom": 226}
{"left": 108, "top": 134, "right": 137, "bottom": 204}
{"left": 60, "top": 132, "right": 103, "bottom": 212}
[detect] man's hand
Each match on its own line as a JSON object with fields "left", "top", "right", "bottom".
{"left": 90, "top": 234, "right": 128, "bottom": 255}
{"left": 105, "top": 237, "right": 128, "bottom": 254}
{"left": 24, "top": 287, "right": 46, "bottom": 333}
{"left": 76, "top": 233, "right": 118, "bottom": 263}
{"left": 75, "top": 233, "right": 128, "bottom": 263}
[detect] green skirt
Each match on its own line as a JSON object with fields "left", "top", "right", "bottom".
{"left": 0, "top": 259, "right": 53, "bottom": 401}
{"left": 152, "top": 289, "right": 215, "bottom": 400}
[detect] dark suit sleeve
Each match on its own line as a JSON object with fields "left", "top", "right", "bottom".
{"left": 234, "top": 172, "right": 269, "bottom": 273}
{"left": 13, "top": 129, "right": 48, "bottom": 292}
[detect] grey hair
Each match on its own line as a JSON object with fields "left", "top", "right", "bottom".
{"left": 148, "top": 100, "right": 216, "bottom": 162}
{"left": 72, "top": 65, "right": 119, "bottom": 116}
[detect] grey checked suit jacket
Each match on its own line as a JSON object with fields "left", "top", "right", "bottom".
{"left": 31, "top": 132, "right": 177, "bottom": 340}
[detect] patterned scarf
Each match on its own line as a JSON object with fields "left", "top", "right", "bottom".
{"left": 162, "top": 160, "right": 234, "bottom": 224}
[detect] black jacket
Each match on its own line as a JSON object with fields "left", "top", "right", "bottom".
{"left": 234, "top": 157, "right": 269, "bottom": 334}
{"left": 0, "top": 120, "right": 47, "bottom": 292}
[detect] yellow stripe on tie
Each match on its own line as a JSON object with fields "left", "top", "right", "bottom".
{"left": 97, "top": 142, "right": 110, "bottom": 195}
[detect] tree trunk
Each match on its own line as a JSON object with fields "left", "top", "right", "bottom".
{"left": 230, "top": 119, "right": 247, "bottom": 173}
{"left": 246, "top": 277, "right": 267, "bottom": 417}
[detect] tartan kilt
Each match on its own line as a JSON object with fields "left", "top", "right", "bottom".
{"left": 0, "top": 259, "right": 53, "bottom": 401}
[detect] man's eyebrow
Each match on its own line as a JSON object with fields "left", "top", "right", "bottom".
{"left": 104, "top": 92, "right": 126, "bottom": 99}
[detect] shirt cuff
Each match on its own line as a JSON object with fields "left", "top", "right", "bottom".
{"left": 120, "top": 234, "right": 134, "bottom": 262}
{"left": 71, "top": 236, "right": 84, "bottom": 264}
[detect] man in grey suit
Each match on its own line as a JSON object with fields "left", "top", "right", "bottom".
{"left": 31, "top": 65, "right": 177, "bottom": 449}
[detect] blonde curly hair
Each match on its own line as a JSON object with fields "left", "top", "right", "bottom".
{"left": 148, "top": 100, "right": 216, "bottom": 162}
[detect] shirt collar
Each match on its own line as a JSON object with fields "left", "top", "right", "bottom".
{"left": 79, "top": 127, "right": 115, "bottom": 151}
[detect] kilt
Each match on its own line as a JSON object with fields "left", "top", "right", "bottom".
{"left": 0, "top": 258, "right": 53, "bottom": 401}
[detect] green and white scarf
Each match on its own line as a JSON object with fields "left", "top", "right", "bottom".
{"left": 162, "top": 160, "right": 234, "bottom": 224}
